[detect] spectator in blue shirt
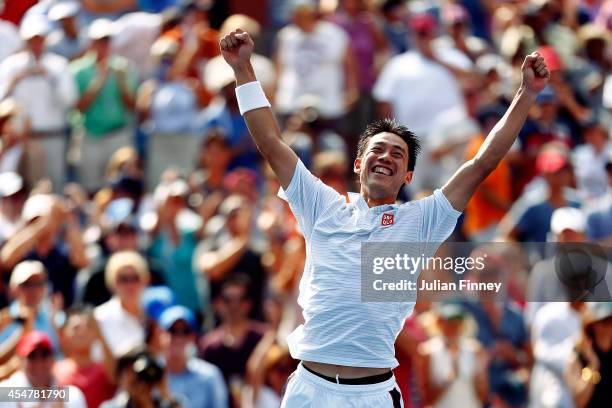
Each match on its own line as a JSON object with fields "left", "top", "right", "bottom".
{"left": 160, "top": 305, "right": 228, "bottom": 408}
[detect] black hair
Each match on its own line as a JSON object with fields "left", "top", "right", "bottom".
{"left": 220, "top": 273, "right": 251, "bottom": 295}
{"left": 60, "top": 304, "right": 94, "bottom": 329}
{"left": 356, "top": 119, "right": 421, "bottom": 172}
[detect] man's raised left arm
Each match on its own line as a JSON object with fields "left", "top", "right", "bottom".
{"left": 442, "top": 52, "right": 550, "bottom": 211}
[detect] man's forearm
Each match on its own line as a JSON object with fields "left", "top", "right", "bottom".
{"left": 474, "top": 86, "right": 538, "bottom": 172}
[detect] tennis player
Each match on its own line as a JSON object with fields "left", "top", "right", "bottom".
{"left": 220, "top": 29, "right": 549, "bottom": 407}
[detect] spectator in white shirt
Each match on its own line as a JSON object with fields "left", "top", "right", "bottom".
{"left": 0, "top": 18, "right": 22, "bottom": 62}
{"left": 572, "top": 120, "right": 612, "bottom": 201}
{"left": 274, "top": 0, "right": 358, "bottom": 122}
{"left": 0, "top": 16, "right": 77, "bottom": 191}
{"left": 94, "top": 251, "right": 148, "bottom": 358}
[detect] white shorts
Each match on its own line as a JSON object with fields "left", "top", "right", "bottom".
{"left": 280, "top": 364, "right": 404, "bottom": 408}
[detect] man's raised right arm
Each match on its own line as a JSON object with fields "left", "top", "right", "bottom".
{"left": 221, "top": 29, "right": 298, "bottom": 189}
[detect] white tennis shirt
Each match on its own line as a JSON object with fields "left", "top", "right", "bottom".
{"left": 279, "top": 160, "right": 461, "bottom": 368}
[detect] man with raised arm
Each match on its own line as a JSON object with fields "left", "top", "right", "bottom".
{"left": 220, "top": 29, "right": 549, "bottom": 407}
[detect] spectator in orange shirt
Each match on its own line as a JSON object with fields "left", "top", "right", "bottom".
{"left": 463, "top": 106, "right": 513, "bottom": 242}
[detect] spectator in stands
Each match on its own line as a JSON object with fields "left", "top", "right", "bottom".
{"left": 498, "top": 143, "right": 580, "bottom": 243}
{"left": 416, "top": 303, "right": 489, "bottom": 408}
{"left": 199, "top": 274, "right": 266, "bottom": 406}
{"left": 47, "top": 1, "right": 87, "bottom": 61}
{"left": 565, "top": 302, "right": 612, "bottom": 408}
{"left": 274, "top": 0, "right": 358, "bottom": 124}
{"left": 54, "top": 306, "right": 116, "bottom": 408}
{"left": 0, "top": 194, "right": 88, "bottom": 307}
{"left": 197, "top": 195, "right": 266, "bottom": 320}
{"left": 159, "top": 305, "right": 228, "bottom": 408}
{"left": 0, "top": 261, "right": 59, "bottom": 353}
{"left": 0, "top": 16, "right": 77, "bottom": 191}
{"left": 572, "top": 120, "right": 612, "bottom": 201}
{"left": 94, "top": 251, "right": 148, "bottom": 357}
{"left": 526, "top": 207, "right": 612, "bottom": 324}
{"left": 70, "top": 18, "right": 137, "bottom": 191}
{"left": 148, "top": 177, "right": 205, "bottom": 315}
{"left": 0, "top": 331, "right": 87, "bottom": 407}
{"left": 137, "top": 36, "right": 202, "bottom": 189}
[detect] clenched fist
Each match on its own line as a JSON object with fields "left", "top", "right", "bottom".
{"left": 220, "top": 28, "right": 254, "bottom": 71}
{"left": 521, "top": 52, "right": 550, "bottom": 94}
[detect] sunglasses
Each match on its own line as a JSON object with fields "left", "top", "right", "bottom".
{"left": 20, "top": 279, "right": 47, "bottom": 289}
{"left": 27, "top": 348, "right": 52, "bottom": 360}
{"left": 168, "top": 327, "right": 193, "bottom": 336}
{"left": 117, "top": 274, "right": 141, "bottom": 284}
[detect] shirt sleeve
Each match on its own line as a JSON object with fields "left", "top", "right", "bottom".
{"left": 372, "top": 58, "right": 397, "bottom": 103}
{"left": 52, "top": 58, "right": 78, "bottom": 109}
{"left": 417, "top": 189, "right": 462, "bottom": 243}
{"left": 208, "top": 364, "right": 229, "bottom": 408}
{"left": 278, "top": 159, "right": 343, "bottom": 239}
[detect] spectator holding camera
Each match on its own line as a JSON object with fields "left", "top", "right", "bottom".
{"left": 101, "top": 348, "right": 179, "bottom": 408}
{"left": 0, "top": 194, "right": 88, "bottom": 307}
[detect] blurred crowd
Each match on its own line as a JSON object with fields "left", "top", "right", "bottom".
{"left": 0, "top": 0, "right": 611, "bottom": 407}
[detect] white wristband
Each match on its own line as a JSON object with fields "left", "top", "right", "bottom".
{"left": 235, "top": 81, "right": 271, "bottom": 115}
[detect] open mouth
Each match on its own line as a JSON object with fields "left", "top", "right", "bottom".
{"left": 371, "top": 165, "right": 393, "bottom": 176}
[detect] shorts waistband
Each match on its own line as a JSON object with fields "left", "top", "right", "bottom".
{"left": 302, "top": 363, "right": 393, "bottom": 385}
{"left": 295, "top": 363, "right": 396, "bottom": 395}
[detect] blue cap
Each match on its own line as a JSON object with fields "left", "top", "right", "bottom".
{"left": 141, "top": 286, "right": 176, "bottom": 322}
{"left": 159, "top": 305, "right": 196, "bottom": 331}
{"left": 536, "top": 85, "right": 557, "bottom": 104}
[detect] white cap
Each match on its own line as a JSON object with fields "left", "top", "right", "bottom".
{"left": 22, "top": 194, "right": 54, "bottom": 222}
{"left": 550, "top": 207, "right": 586, "bottom": 236}
{"left": 0, "top": 172, "right": 24, "bottom": 198}
{"left": 20, "top": 16, "right": 52, "bottom": 40}
{"left": 203, "top": 57, "right": 235, "bottom": 93}
{"left": 49, "top": 1, "right": 80, "bottom": 21}
{"left": 9, "top": 260, "right": 46, "bottom": 288}
{"left": 88, "top": 18, "right": 115, "bottom": 40}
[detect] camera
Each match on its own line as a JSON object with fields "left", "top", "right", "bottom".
{"left": 132, "top": 354, "right": 164, "bottom": 384}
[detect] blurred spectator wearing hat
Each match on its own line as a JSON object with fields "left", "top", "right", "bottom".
{"left": 328, "top": 0, "right": 389, "bottom": 134}
{"left": 0, "top": 331, "right": 87, "bottom": 407}
{"left": 0, "top": 194, "right": 88, "bottom": 307}
{"left": 572, "top": 120, "right": 612, "bottom": 201}
{"left": 159, "top": 305, "right": 228, "bottom": 408}
{"left": 137, "top": 35, "right": 202, "bottom": 190}
{"left": 0, "top": 261, "right": 59, "bottom": 362}
{"left": 435, "top": 3, "right": 489, "bottom": 63}
{"left": 498, "top": 142, "right": 581, "bottom": 243}
{"left": 197, "top": 195, "right": 266, "bottom": 321}
{"left": 565, "top": 302, "right": 612, "bottom": 408}
{"left": 70, "top": 18, "right": 137, "bottom": 192}
{"left": 94, "top": 250, "right": 149, "bottom": 357}
{"left": 81, "top": 198, "right": 165, "bottom": 306}
{"left": 415, "top": 302, "right": 488, "bottom": 408}
{"left": 526, "top": 206, "right": 612, "bottom": 324}
{"left": 199, "top": 274, "right": 266, "bottom": 407}
{"left": 274, "top": 0, "right": 358, "bottom": 123}
{"left": 46, "top": 1, "right": 88, "bottom": 61}
{"left": 462, "top": 107, "right": 513, "bottom": 242}
{"left": 158, "top": 0, "right": 219, "bottom": 82}
{"left": 148, "top": 175, "right": 207, "bottom": 316}
{"left": 0, "top": 171, "right": 27, "bottom": 246}
{"left": 379, "top": 0, "right": 410, "bottom": 55}
{"left": 0, "top": 15, "right": 77, "bottom": 192}
{"left": 54, "top": 305, "right": 116, "bottom": 408}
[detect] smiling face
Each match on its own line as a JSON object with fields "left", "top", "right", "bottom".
{"left": 354, "top": 132, "right": 413, "bottom": 202}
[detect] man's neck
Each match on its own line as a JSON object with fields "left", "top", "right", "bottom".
{"left": 360, "top": 189, "right": 396, "bottom": 208}
{"left": 69, "top": 350, "right": 93, "bottom": 368}
{"left": 166, "top": 353, "right": 188, "bottom": 373}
